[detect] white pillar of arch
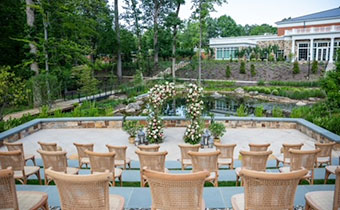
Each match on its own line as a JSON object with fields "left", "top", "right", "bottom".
{"left": 291, "top": 39, "right": 295, "bottom": 62}
{"left": 329, "top": 37, "right": 335, "bottom": 63}
{"left": 310, "top": 39, "right": 314, "bottom": 61}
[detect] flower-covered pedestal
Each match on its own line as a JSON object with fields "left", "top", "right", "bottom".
{"left": 146, "top": 82, "right": 175, "bottom": 143}
{"left": 183, "top": 83, "right": 204, "bottom": 145}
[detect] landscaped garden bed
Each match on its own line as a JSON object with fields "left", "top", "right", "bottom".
{"left": 176, "top": 60, "right": 325, "bottom": 81}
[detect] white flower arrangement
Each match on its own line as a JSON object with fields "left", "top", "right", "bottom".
{"left": 183, "top": 83, "right": 204, "bottom": 144}
{"left": 146, "top": 82, "right": 175, "bottom": 143}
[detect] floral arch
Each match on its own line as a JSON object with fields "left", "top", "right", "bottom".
{"left": 146, "top": 82, "right": 204, "bottom": 144}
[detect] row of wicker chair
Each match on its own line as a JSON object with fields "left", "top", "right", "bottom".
{"left": 1, "top": 166, "right": 339, "bottom": 210}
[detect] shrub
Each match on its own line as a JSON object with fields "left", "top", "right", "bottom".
{"left": 290, "top": 106, "right": 310, "bottom": 118}
{"left": 209, "top": 122, "right": 226, "bottom": 138}
{"left": 53, "top": 109, "right": 63, "bottom": 118}
{"left": 268, "top": 80, "right": 320, "bottom": 87}
{"left": 311, "top": 60, "right": 318, "bottom": 74}
{"left": 240, "top": 61, "right": 246, "bottom": 74}
{"left": 229, "top": 55, "right": 233, "bottom": 63}
{"left": 271, "top": 89, "right": 279, "bottom": 96}
{"left": 272, "top": 106, "right": 283, "bottom": 117}
{"left": 264, "top": 88, "right": 271, "bottom": 94}
{"left": 226, "top": 65, "right": 231, "bottom": 78}
{"left": 250, "top": 64, "right": 256, "bottom": 77}
{"left": 123, "top": 121, "right": 140, "bottom": 137}
{"left": 39, "top": 105, "right": 49, "bottom": 118}
{"left": 236, "top": 104, "right": 247, "bottom": 117}
{"left": 268, "top": 53, "right": 275, "bottom": 62}
{"left": 293, "top": 61, "right": 300, "bottom": 74}
{"left": 254, "top": 106, "right": 264, "bottom": 117}
{"left": 257, "top": 80, "right": 265, "bottom": 86}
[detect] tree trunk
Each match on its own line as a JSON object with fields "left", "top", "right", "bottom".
{"left": 131, "top": 0, "right": 142, "bottom": 69}
{"left": 43, "top": 12, "right": 51, "bottom": 105}
{"left": 115, "top": 0, "right": 122, "bottom": 81}
{"left": 153, "top": 0, "right": 160, "bottom": 73}
{"left": 198, "top": 0, "right": 202, "bottom": 86}
{"left": 26, "top": 0, "right": 39, "bottom": 75}
{"left": 172, "top": 3, "right": 181, "bottom": 81}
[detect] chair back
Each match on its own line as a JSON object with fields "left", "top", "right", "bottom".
{"left": 178, "top": 144, "right": 200, "bottom": 160}
{"left": 188, "top": 151, "right": 220, "bottom": 173}
{"left": 73, "top": 143, "right": 94, "bottom": 159}
{"left": 37, "top": 150, "right": 68, "bottom": 172}
{"left": 106, "top": 145, "right": 127, "bottom": 162}
{"left": 135, "top": 150, "right": 167, "bottom": 172}
{"left": 282, "top": 143, "right": 303, "bottom": 161}
{"left": 240, "top": 168, "right": 307, "bottom": 210}
{"left": 0, "top": 168, "right": 19, "bottom": 209}
{"left": 334, "top": 167, "right": 340, "bottom": 210}
{"left": 38, "top": 141, "right": 60, "bottom": 151}
{"left": 143, "top": 169, "right": 209, "bottom": 210}
{"left": 289, "top": 149, "right": 320, "bottom": 171}
{"left": 3, "top": 142, "right": 25, "bottom": 160}
{"left": 45, "top": 168, "right": 112, "bottom": 210}
{"left": 85, "top": 150, "right": 115, "bottom": 174}
{"left": 315, "top": 142, "right": 335, "bottom": 158}
{"left": 214, "top": 143, "right": 236, "bottom": 159}
{"left": 249, "top": 143, "right": 270, "bottom": 151}
{"left": 137, "top": 145, "right": 160, "bottom": 152}
{"left": 239, "top": 150, "right": 272, "bottom": 171}
{"left": 0, "top": 151, "right": 24, "bottom": 171}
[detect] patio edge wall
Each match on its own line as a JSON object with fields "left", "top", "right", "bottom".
{"left": 0, "top": 116, "right": 339, "bottom": 148}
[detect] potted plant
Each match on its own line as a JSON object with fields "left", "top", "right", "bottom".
{"left": 123, "top": 121, "right": 140, "bottom": 144}
{"left": 209, "top": 122, "right": 226, "bottom": 143}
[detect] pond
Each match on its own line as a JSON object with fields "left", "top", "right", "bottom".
{"left": 162, "top": 95, "right": 301, "bottom": 117}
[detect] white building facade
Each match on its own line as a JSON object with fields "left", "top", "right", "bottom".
{"left": 209, "top": 7, "right": 340, "bottom": 63}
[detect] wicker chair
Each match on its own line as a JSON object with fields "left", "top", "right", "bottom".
{"left": 188, "top": 151, "right": 220, "bottom": 187}
{"left": 214, "top": 143, "right": 236, "bottom": 169}
{"left": 0, "top": 168, "right": 49, "bottom": 210}
{"left": 85, "top": 150, "right": 123, "bottom": 187}
{"left": 249, "top": 143, "right": 270, "bottom": 151}
{"left": 45, "top": 168, "right": 125, "bottom": 210}
{"left": 38, "top": 141, "right": 63, "bottom": 151}
{"left": 279, "top": 149, "right": 320, "bottom": 185}
{"left": 178, "top": 144, "right": 200, "bottom": 170}
{"left": 235, "top": 150, "right": 272, "bottom": 186}
{"left": 106, "top": 145, "right": 131, "bottom": 169}
{"left": 135, "top": 150, "right": 168, "bottom": 187}
{"left": 4, "top": 141, "right": 36, "bottom": 166}
{"left": 305, "top": 167, "right": 340, "bottom": 210}
{"left": 275, "top": 143, "right": 304, "bottom": 167}
{"left": 137, "top": 145, "right": 160, "bottom": 152}
{"left": 37, "top": 150, "right": 79, "bottom": 185}
{"left": 73, "top": 143, "right": 94, "bottom": 168}
{"left": 143, "top": 169, "right": 209, "bottom": 210}
{"left": 315, "top": 142, "right": 336, "bottom": 167}
{"left": 0, "top": 150, "right": 42, "bottom": 185}
{"left": 324, "top": 165, "right": 338, "bottom": 184}
{"left": 231, "top": 168, "right": 308, "bottom": 210}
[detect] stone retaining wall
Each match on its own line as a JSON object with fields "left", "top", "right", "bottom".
{"left": 1, "top": 117, "right": 339, "bottom": 149}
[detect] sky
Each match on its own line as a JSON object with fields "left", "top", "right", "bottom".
{"left": 112, "top": 0, "right": 339, "bottom": 26}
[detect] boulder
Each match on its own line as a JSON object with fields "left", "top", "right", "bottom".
{"left": 235, "top": 87, "right": 245, "bottom": 94}
{"left": 308, "top": 97, "right": 316, "bottom": 101}
{"left": 125, "top": 108, "right": 136, "bottom": 113}
{"left": 126, "top": 102, "right": 141, "bottom": 111}
{"left": 136, "top": 100, "right": 144, "bottom": 106}
{"left": 211, "top": 92, "right": 222, "bottom": 99}
{"left": 296, "top": 101, "right": 307, "bottom": 106}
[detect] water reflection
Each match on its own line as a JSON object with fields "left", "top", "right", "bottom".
{"left": 162, "top": 96, "right": 299, "bottom": 117}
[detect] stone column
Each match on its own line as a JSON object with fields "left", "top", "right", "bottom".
{"left": 310, "top": 39, "right": 314, "bottom": 61}
{"left": 329, "top": 37, "right": 335, "bottom": 63}
{"left": 291, "top": 39, "right": 295, "bottom": 62}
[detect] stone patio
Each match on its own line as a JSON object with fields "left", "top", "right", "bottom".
{"left": 2, "top": 127, "right": 338, "bottom": 160}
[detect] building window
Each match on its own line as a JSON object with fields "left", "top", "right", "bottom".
{"left": 298, "top": 42, "right": 309, "bottom": 61}
{"left": 216, "top": 47, "right": 238, "bottom": 60}
{"left": 276, "top": 50, "right": 284, "bottom": 59}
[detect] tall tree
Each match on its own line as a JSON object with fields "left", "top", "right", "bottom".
{"left": 166, "top": 0, "right": 184, "bottom": 80}
{"left": 114, "top": 0, "right": 122, "bottom": 81}
{"left": 26, "top": 0, "right": 39, "bottom": 75}
{"left": 123, "top": 0, "right": 143, "bottom": 68}
{"left": 191, "top": 0, "right": 227, "bottom": 85}
{"left": 142, "top": 0, "right": 170, "bottom": 73}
